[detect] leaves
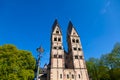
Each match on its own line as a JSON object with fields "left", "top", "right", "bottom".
{"left": 0, "top": 44, "right": 36, "bottom": 80}
{"left": 86, "top": 42, "right": 120, "bottom": 80}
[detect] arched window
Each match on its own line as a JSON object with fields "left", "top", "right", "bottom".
{"left": 73, "top": 47, "right": 77, "bottom": 50}
{"left": 78, "top": 48, "right": 81, "bottom": 51}
{"left": 56, "top": 30, "right": 59, "bottom": 34}
{"left": 76, "top": 39, "right": 79, "bottom": 43}
{"left": 72, "top": 39, "right": 75, "bottom": 43}
{"left": 75, "top": 55, "right": 78, "bottom": 59}
{"left": 59, "top": 46, "right": 62, "bottom": 49}
{"left": 54, "top": 55, "right": 57, "bottom": 58}
{"left": 80, "top": 56, "right": 83, "bottom": 59}
{"left": 59, "top": 55, "right": 62, "bottom": 58}
{"left": 58, "top": 38, "right": 61, "bottom": 42}
{"left": 54, "top": 37, "right": 57, "bottom": 41}
{"left": 53, "top": 46, "right": 57, "bottom": 49}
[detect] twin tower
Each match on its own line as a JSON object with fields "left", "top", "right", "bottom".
{"left": 47, "top": 19, "right": 89, "bottom": 80}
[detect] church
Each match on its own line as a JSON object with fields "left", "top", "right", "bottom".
{"left": 40, "top": 19, "right": 89, "bottom": 80}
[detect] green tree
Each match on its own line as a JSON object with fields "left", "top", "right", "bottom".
{"left": 86, "top": 43, "right": 120, "bottom": 80}
{"left": 86, "top": 58, "right": 100, "bottom": 80}
{"left": 0, "top": 44, "right": 36, "bottom": 80}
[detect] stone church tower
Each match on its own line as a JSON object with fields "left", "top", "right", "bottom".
{"left": 46, "top": 19, "right": 89, "bottom": 80}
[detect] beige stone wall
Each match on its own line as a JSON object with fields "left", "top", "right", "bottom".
{"left": 50, "top": 69, "right": 64, "bottom": 80}
{"left": 48, "top": 20, "right": 89, "bottom": 80}
{"left": 50, "top": 69, "right": 57, "bottom": 80}
{"left": 64, "top": 69, "right": 75, "bottom": 80}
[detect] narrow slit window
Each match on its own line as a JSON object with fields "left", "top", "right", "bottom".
{"left": 72, "top": 74, "right": 74, "bottom": 79}
{"left": 67, "top": 74, "right": 69, "bottom": 79}
{"left": 73, "top": 32, "right": 75, "bottom": 35}
{"left": 60, "top": 74, "right": 62, "bottom": 78}
{"left": 78, "top": 74, "right": 80, "bottom": 78}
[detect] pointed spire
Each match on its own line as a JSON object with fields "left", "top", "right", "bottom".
{"left": 52, "top": 19, "right": 62, "bottom": 34}
{"left": 67, "top": 21, "right": 74, "bottom": 35}
{"left": 52, "top": 19, "right": 59, "bottom": 32}
{"left": 69, "top": 21, "right": 74, "bottom": 28}
{"left": 67, "top": 21, "right": 78, "bottom": 36}
{"left": 53, "top": 19, "right": 58, "bottom": 26}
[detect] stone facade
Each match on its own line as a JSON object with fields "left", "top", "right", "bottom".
{"left": 40, "top": 19, "right": 89, "bottom": 80}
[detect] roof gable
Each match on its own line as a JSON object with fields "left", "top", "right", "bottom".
{"left": 67, "top": 21, "right": 78, "bottom": 37}
{"left": 52, "top": 19, "right": 62, "bottom": 35}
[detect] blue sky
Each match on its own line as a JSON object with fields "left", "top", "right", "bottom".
{"left": 0, "top": 0, "right": 120, "bottom": 67}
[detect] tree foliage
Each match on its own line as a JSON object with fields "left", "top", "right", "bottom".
{"left": 86, "top": 43, "right": 120, "bottom": 80}
{"left": 0, "top": 44, "right": 36, "bottom": 80}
